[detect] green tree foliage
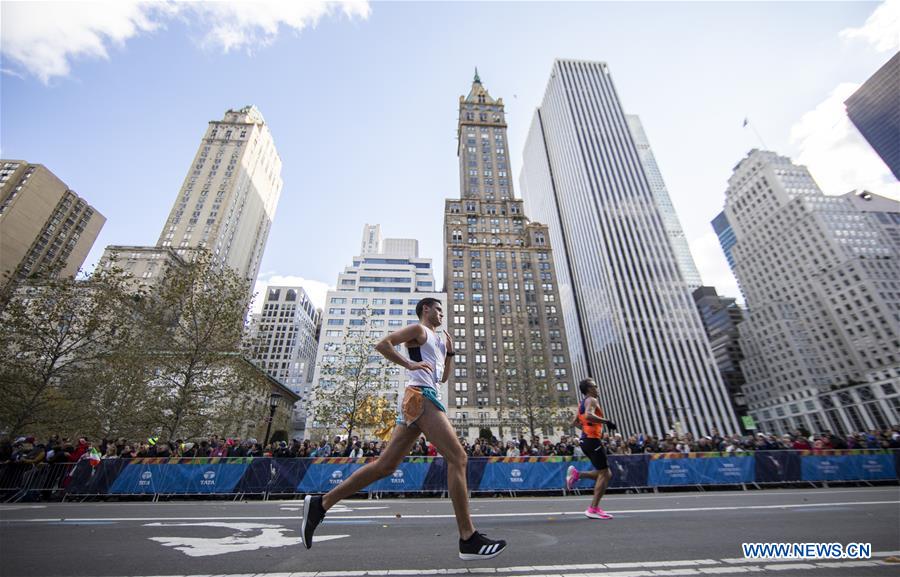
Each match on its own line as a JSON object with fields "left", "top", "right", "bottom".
{"left": 312, "top": 309, "right": 395, "bottom": 441}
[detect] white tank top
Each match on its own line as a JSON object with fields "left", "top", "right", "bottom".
{"left": 405, "top": 325, "right": 446, "bottom": 390}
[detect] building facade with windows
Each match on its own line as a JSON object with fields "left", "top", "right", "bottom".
{"left": 100, "top": 106, "right": 282, "bottom": 292}
{"left": 0, "top": 161, "right": 105, "bottom": 294}
{"left": 520, "top": 59, "right": 739, "bottom": 436}
{"left": 625, "top": 116, "right": 703, "bottom": 291}
{"left": 248, "top": 286, "right": 321, "bottom": 436}
{"left": 443, "top": 72, "right": 576, "bottom": 441}
{"left": 309, "top": 225, "right": 445, "bottom": 436}
{"left": 692, "top": 286, "right": 749, "bottom": 429}
{"left": 845, "top": 52, "right": 900, "bottom": 180}
{"left": 712, "top": 211, "right": 738, "bottom": 272}
{"left": 724, "top": 149, "right": 899, "bottom": 435}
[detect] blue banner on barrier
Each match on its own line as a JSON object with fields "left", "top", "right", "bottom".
{"left": 609, "top": 455, "right": 650, "bottom": 488}
{"left": 297, "top": 461, "right": 366, "bottom": 493}
{"left": 108, "top": 462, "right": 248, "bottom": 494}
{"left": 755, "top": 451, "right": 801, "bottom": 483}
{"left": 854, "top": 454, "right": 895, "bottom": 480}
{"left": 263, "top": 459, "right": 312, "bottom": 493}
{"left": 481, "top": 460, "right": 561, "bottom": 491}
{"left": 648, "top": 457, "right": 700, "bottom": 486}
{"left": 66, "top": 460, "right": 130, "bottom": 495}
{"left": 697, "top": 457, "right": 754, "bottom": 484}
{"left": 801, "top": 455, "right": 855, "bottom": 481}
{"left": 368, "top": 461, "right": 430, "bottom": 492}
{"left": 649, "top": 455, "right": 755, "bottom": 486}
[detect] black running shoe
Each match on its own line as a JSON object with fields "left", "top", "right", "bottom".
{"left": 301, "top": 494, "right": 325, "bottom": 549}
{"left": 459, "top": 531, "right": 507, "bottom": 560}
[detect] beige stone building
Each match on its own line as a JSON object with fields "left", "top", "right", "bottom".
{"left": 100, "top": 105, "right": 282, "bottom": 292}
{"left": 443, "top": 73, "right": 576, "bottom": 441}
{"left": 0, "top": 161, "right": 104, "bottom": 294}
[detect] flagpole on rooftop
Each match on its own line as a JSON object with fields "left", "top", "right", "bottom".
{"left": 742, "top": 117, "right": 768, "bottom": 149}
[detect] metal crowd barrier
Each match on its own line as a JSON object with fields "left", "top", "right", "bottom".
{"left": 0, "top": 462, "right": 75, "bottom": 502}
{"left": 2, "top": 450, "right": 896, "bottom": 501}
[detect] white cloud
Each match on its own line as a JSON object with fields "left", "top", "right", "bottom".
{"left": 790, "top": 83, "right": 900, "bottom": 200}
{"left": 1, "top": 1, "right": 167, "bottom": 84}
{"left": 1, "top": 1, "right": 370, "bottom": 83}
{"left": 251, "top": 274, "right": 333, "bottom": 314}
{"left": 839, "top": 0, "right": 900, "bottom": 53}
{"left": 689, "top": 232, "right": 743, "bottom": 303}
{"left": 187, "top": 1, "right": 371, "bottom": 53}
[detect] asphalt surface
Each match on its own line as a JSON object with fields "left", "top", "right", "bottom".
{"left": 1, "top": 487, "right": 899, "bottom": 577}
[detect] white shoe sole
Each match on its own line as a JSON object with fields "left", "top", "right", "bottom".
{"left": 566, "top": 466, "right": 578, "bottom": 490}
{"left": 459, "top": 545, "right": 507, "bottom": 561}
{"left": 584, "top": 512, "right": 613, "bottom": 520}
{"left": 301, "top": 495, "right": 312, "bottom": 549}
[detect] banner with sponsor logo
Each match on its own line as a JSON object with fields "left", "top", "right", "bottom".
{"left": 479, "top": 458, "right": 564, "bottom": 491}
{"left": 567, "top": 455, "right": 650, "bottom": 489}
{"left": 648, "top": 455, "right": 701, "bottom": 486}
{"left": 696, "top": 455, "right": 754, "bottom": 484}
{"left": 368, "top": 459, "right": 430, "bottom": 492}
{"left": 58, "top": 451, "right": 898, "bottom": 496}
{"left": 801, "top": 451, "right": 896, "bottom": 482}
{"left": 296, "top": 458, "right": 368, "bottom": 493}
{"left": 108, "top": 460, "right": 250, "bottom": 494}
{"left": 649, "top": 453, "right": 755, "bottom": 486}
{"left": 801, "top": 454, "right": 855, "bottom": 481}
{"left": 853, "top": 453, "right": 895, "bottom": 480}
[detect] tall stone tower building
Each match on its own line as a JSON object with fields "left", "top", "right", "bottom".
{"left": 443, "top": 71, "right": 576, "bottom": 440}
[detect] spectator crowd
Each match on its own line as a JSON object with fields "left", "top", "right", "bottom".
{"left": 3, "top": 427, "right": 899, "bottom": 466}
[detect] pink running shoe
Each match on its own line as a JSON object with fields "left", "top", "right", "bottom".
{"left": 566, "top": 465, "right": 580, "bottom": 490}
{"left": 585, "top": 507, "right": 613, "bottom": 520}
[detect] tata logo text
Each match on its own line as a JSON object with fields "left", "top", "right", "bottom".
{"left": 329, "top": 470, "right": 344, "bottom": 485}
{"left": 510, "top": 468, "right": 523, "bottom": 483}
{"left": 139, "top": 470, "right": 152, "bottom": 486}
{"left": 391, "top": 469, "right": 405, "bottom": 484}
{"left": 200, "top": 470, "right": 217, "bottom": 486}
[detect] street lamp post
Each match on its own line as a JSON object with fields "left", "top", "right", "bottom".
{"left": 263, "top": 392, "right": 283, "bottom": 448}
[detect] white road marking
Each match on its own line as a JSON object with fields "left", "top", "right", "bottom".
{"left": 71, "top": 555, "right": 896, "bottom": 577}
{"left": 13, "top": 498, "right": 899, "bottom": 523}
{"left": 144, "top": 522, "right": 348, "bottom": 557}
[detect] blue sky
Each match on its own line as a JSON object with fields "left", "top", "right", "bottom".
{"left": 3, "top": 1, "right": 898, "bottom": 309}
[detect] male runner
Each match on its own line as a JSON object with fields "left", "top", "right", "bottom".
{"left": 566, "top": 377, "right": 617, "bottom": 519}
{"left": 301, "top": 297, "right": 507, "bottom": 560}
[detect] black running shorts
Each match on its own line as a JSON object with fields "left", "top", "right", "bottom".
{"left": 580, "top": 437, "right": 609, "bottom": 471}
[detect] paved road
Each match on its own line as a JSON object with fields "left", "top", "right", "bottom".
{"left": 1, "top": 487, "right": 899, "bottom": 577}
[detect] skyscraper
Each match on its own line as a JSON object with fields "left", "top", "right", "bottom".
{"left": 712, "top": 210, "right": 738, "bottom": 272}
{"left": 248, "top": 286, "right": 321, "bottom": 436}
{"left": 102, "top": 105, "right": 283, "bottom": 288}
{"left": 310, "top": 225, "right": 446, "bottom": 435}
{"left": 0, "top": 161, "right": 105, "bottom": 294}
{"left": 626, "top": 115, "right": 703, "bottom": 291}
{"left": 520, "top": 59, "right": 739, "bottom": 436}
{"left": 443, "top": 72, "right": 577, "bottom": 441}
{"left": 724, "top": 149, "right": 899, "bottom": 434}
{"left": 845, "top": 52, "right": 900, "bottom": 180}
{"left": 692, "top": 286, "right": 748, "bottom": 429}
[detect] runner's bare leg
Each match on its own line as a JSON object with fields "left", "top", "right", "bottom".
{"left": 321, "top": 423, "right": 419, "bottom": 510}
{"left": 416, "top": 401, "right": 476, "bottom": 540}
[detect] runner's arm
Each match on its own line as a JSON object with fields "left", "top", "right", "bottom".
{"left": 571, "top": 412, "right": 582, "bottom": 429}
{"left": 375, "top": 324, "right": 430, "bottom": 372}
{"left": 441, "top": 330, "right": 454, "bottom": 383}
{"left": 584, "top": 398, "right": 616, "bottom": 426}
